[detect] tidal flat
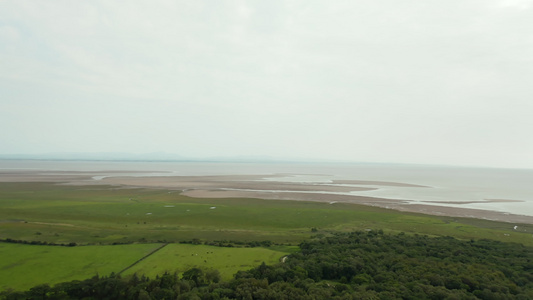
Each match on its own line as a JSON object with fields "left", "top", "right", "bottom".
{"left": 1, "top": 162, "right": 533, "bottom": 292}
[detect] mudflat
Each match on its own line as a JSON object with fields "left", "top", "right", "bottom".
{"left": 2, "top": 170, "right": 532, "bottom": 224}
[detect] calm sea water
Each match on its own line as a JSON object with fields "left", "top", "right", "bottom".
{"left": 1, "top": 160, "right": 532, "bottom": 217}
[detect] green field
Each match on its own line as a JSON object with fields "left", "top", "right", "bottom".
{"left": 0, "top": 242, "right": 292, "bottom": 291}
{"left": 1, "top": 182, "right": 531, "bottom": 246}
{"left": 0, "top": 243, "right": 158, "bottom": 291}
{"left": 123, "top": 243, "right": 295, "bottom": 280}
{"left": 1, "top": 182, "right": 533, "bottom": 292}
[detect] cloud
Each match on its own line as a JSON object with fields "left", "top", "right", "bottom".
{"left": 1, "top": 0, "right": 532, "bottom": 168}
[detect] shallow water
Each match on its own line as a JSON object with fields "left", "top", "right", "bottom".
{"left": 1, "top": 160, "right": 532, "bottom": 217}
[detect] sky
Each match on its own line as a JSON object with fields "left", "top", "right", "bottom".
{"left": 1, "top": 0, "right": 532, "bottom": 168}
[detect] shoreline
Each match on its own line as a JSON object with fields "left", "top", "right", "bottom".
{"left": 2, "top": 170, "right": 533, "bottom": 224}
{"left": 180, "top": 189, "right": 533, "bottom": 224}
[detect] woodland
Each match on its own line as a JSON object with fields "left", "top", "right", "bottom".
{"left": 2, "top": 231, "right": 532, "bottom": 299}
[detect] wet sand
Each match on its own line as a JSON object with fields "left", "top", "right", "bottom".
{"left": 0, "top": 170, "right": 94, "bottom": 182}
{"left": 331, "top": 180, "right": 428, "bottom": 188}
{"left": 2, "top": 170, "right": 533, "bottom": 224}
{"left": 181, "top": 190, "right": 533, "bottom": 224}
{"left": 96, "top": 175, "right": 376, "bottom": 193}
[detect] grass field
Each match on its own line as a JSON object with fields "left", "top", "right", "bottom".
{"left": 1, "top": 182, "right": 532, "bottom": 246}
{"left": 0, "top": 243, "right": 158, "bottom": 291}
{"left": 123, "top": 243, "right": 295, "bottom": 280}
{"left": 1, "top": 182, "right": 533, "bottom": 292}
{"left": 0, "top": 242, "right": 292, "bottom": 291}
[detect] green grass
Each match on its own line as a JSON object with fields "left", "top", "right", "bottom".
{"left": 1, "top": 182, "right": 532, "bottom": 246}
{"left": 123, "top": 244, "right": 290, "bottom": 280}
{"left": 0, "top": 242, "right": 289, "bottom": 291}
{"left": 0, "top": 243, "right": 158, "bottom": 291}
{"left": 2, "top": 182, "right": 533, "bottom": 292}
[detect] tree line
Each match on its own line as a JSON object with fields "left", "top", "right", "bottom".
{"left": 2, "top": 230, "right": 532, "bottom": 299}
{"left": 1, "top": 238, "right": 77, "bottom": 247}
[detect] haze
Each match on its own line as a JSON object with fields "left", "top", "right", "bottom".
{"left": 1, "top": 0, "right": 532, "bottom": 168}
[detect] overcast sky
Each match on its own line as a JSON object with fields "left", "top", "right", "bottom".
{"left": 1, "top": 0, "right": 532, "bottom": 168}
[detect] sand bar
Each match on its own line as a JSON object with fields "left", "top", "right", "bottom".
{"left": 97, "top": 176, "right": 376, "bottom": 193}
{"left": 181, "top": 190, "right": 533, "bottom": 224}
{"left": 2, "top": 170, "right": 532, "bottom": 224}
{"left": 331, "top": 180, "right": 429, "bottom": 188}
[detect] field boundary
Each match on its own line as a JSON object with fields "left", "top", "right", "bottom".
{"left": 117, "top": 243, "right": 169, "bottom": 275}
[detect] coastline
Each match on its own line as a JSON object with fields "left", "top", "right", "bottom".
{"left": 180, "top": 189, "right": 533, "bottom": 224}
{"left": 2, "top": 170, "right": 533, "bottom": 224}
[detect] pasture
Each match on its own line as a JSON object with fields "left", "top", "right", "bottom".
{"left": 123, "top": 243, "right": 294, "bottom": 280}
{"left": 0, "top": 242, "right": 291, "bottom": 291}
{"left": 1, "top": 182, "right": 531, "bottom": 246}
{"left": 2, "top": 182, "right": 533, "bottom": 292}
{"left": 0, "top": 243, "right": 158, "bottom": 291}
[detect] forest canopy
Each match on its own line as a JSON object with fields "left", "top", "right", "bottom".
{"left": 2, "top": 231, "right": 532, "bottom": 299}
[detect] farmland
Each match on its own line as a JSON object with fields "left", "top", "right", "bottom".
{"left": 122, "top": 243, "right": 296, "bottom": 280}
{"left": 0, "top": 242, "right": 291, "bottom": 291}
{"left": 1, "top": 182, "right": 533, "bottom": 292}
{"left": 0, "top": 243, "right": 157, "bottom": 291}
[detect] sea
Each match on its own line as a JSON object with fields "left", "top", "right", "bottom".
{"left": 1, "top": 160, "right": 532, "bottom": 217}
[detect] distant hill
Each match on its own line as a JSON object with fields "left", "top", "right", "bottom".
{"left": 0, "top": 152, "right": 322, "bottom": 163}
